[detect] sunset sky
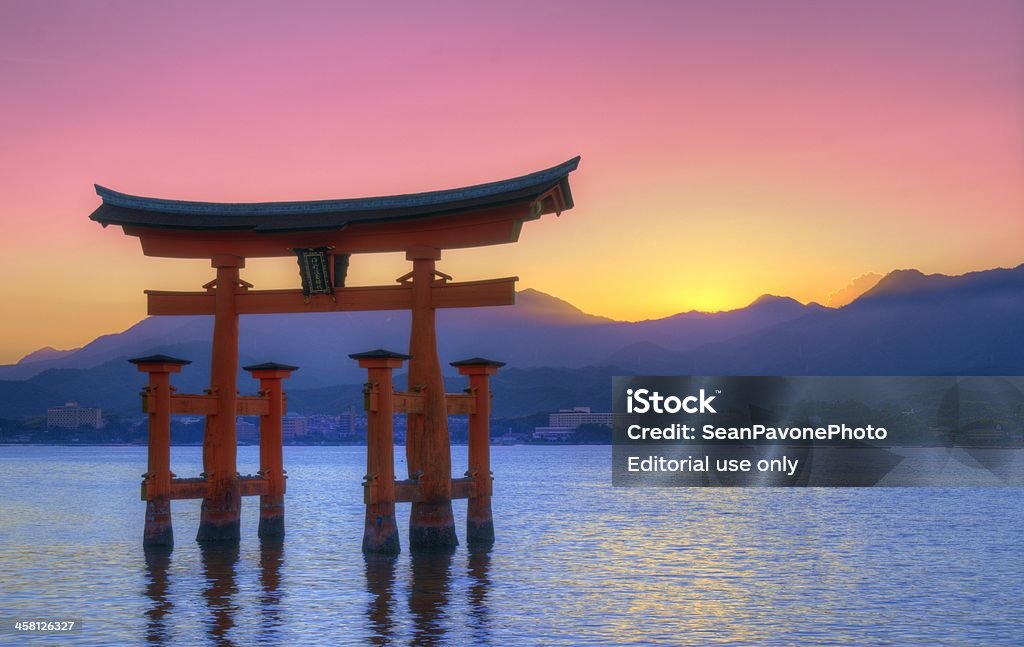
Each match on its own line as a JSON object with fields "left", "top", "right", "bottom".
{"left": 0, "top": 0, "right": 1021, "bottom": 363}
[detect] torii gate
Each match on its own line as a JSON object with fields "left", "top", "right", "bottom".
{"left": 90, "top": 157, "right": 581, "bottom": 552}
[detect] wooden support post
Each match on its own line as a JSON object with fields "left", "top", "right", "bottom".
{"left": 244, "top": 362, "right": 298, "bottom": 539}
{"left": 130, "top": 354, "right": 191, "bottom": 547}
{"left": 199, "top": 255, "right": 244, "bottom": 542}
{"left": 452, "top": 357, "right": 505, "bottom": 546}
{"left": 405, "top": 247, "right": 458, "bottom": 551}
{"left": 351, "top": 349, "right": 409, "bottom": 554}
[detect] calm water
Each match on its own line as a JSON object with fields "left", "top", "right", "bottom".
{"left": 0, "top": 445, "right": 1021, "bottom": 645}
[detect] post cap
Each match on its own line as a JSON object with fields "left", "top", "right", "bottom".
{"left": 242, "top": 362, "right": 300, "bottom": 372}
{"left": 128, "top": 354, "right": 192, "bottom": 366}
{"left": 450, "top": 357, "right": 506, "bottom": 368}
{"left": 349, "top": 349, "right": 412, "bottom": 361}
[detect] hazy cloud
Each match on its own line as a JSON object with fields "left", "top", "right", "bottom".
{"left": 827, "top": 273, "right": 883, "bottom": 307}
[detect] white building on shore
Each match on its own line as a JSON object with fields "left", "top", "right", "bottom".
{"left": 46, "top": 402, "right": 104, "bottom": 430}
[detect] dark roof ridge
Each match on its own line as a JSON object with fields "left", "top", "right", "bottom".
{"left": 94, "top": 157, "right": 580, "bottom": 217}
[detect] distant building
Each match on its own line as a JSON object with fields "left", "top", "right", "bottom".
{"left": 236, "top": 418, "right": 259, "bottom": 443}
{"left": 548, "top": 407, "right": 615, "bottom": 428}
{"left": 547, "top": 407, "right": 635, "bottom": 429}
{"left": 282, "top": 414, "right": 308, "bottom": 441}
{"left": 47, "top": 402, "right": 104, "bottom": 430}
{"left": 340, "top": 410, "right": 357, "bottom": 438}
{"left": 532, "top": 426, "right": 579, "bottom": 441}
{"left": 306, "top": 412, "right": 360, "bottom": 440}
{"left": 306, "top": 414, "right": 338, "bottom": 438}
{"left": 534, "top": 406, "right": 635, "bottom": 441}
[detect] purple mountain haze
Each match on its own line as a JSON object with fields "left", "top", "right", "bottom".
{"left": 0, "top": 263, "right": 1020, "bottom": 417}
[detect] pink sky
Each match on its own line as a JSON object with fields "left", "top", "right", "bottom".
{"left": 0, "top": 0, "right": 1021, "bottom": 362}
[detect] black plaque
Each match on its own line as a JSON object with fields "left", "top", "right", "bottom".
{"left": 294, "top": 247, "right": 334, "bottom": 297}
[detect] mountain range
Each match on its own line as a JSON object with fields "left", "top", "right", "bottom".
{"left": 1, "top": 264, "right": 1021, "bottom": 419}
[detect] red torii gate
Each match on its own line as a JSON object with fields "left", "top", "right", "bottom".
{"left": 91, "top": 157, "right": 581, "bottom": 552}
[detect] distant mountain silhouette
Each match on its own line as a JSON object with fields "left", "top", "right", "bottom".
{"left": 856, "top": 266, "right": 1021, "bottom": 302}
{"left": 0, "top": 317, "right": 215, "bottom": 381}
{"left": 857, "top": 268, "right": 954, "bottom": 299}
{"left": 1, "top": 264, "right": 1020, "bottom": 418}
{"left": 0, "top": 287, "right": 817, "bottom": 387}
{"left": 653, "top": 264, "right": 1024, "bottom": 375}
{"left": 511, "top": 288, "right": 613, "bottom": 325}
{"left": 16, "top": 346, "right": 80, "bottom": 365}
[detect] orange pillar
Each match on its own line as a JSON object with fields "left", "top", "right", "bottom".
{"left": 244, "top": 362, "right": 297, "bottom": 539}
{"left": 405, "top": 247, "right": 457, "bottom": 551}
{"left": 198, "top": 254, "right": 244, "bottom": 542}
{"left": 130, "top": 354, "right": 191, "bottom": 547}
{"left": 452, "top": 357, "right": 504, "bottom": 545}
{"left": 351, "top": 349, "right": 408, "bottom": 553}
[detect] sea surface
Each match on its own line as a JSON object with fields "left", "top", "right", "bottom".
{"left": 0, "top": 445, "right": 1021, "bottom": 645}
